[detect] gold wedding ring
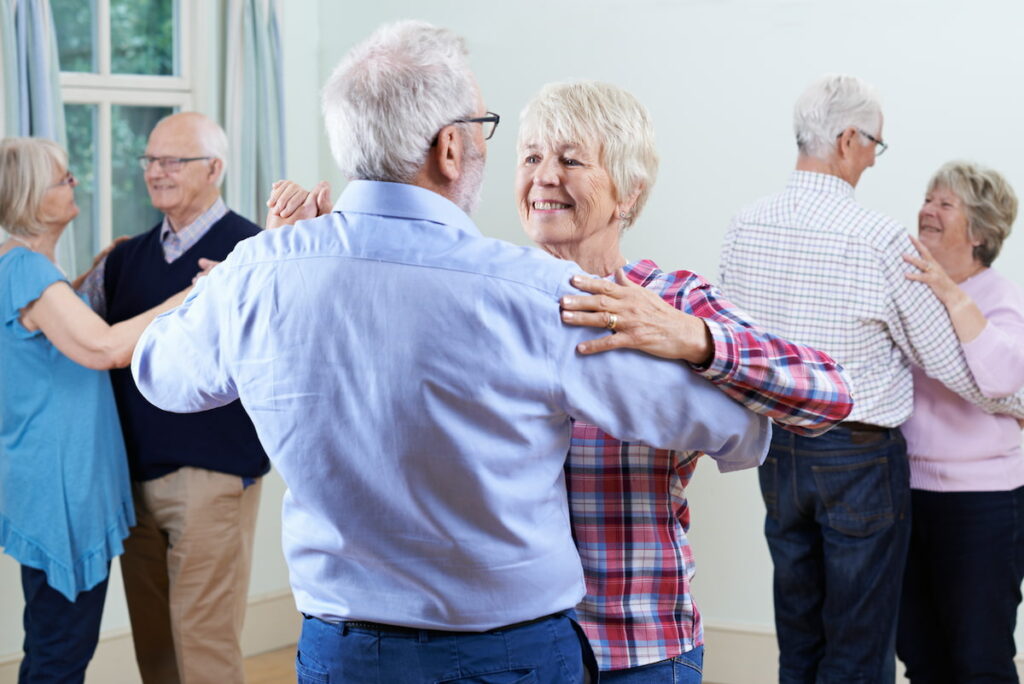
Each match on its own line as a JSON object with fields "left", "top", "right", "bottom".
{"left": 606, "top": 313, "right": 618, "bottom": 331}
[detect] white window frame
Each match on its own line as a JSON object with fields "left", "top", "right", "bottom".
{"left": 59, "top": 0, "right": 193, "bottom": 246}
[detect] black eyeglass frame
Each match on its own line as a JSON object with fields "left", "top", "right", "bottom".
{"left": 138, "top": 155, "right": 214, "bottom": 172}
{"left": 431, "top": 111, "right": 501, "bottom": 146}
{"left": 835, "top": 128, "right": 888, "bottom": 156}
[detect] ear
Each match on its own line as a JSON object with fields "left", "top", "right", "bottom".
{"left": 617, "top": 186, "right": 643, "bottom": 218}
{"left": 207, "top": 157, "right": 224, "bottom": 183}
{"left": 431, "top": 125, "right": 463, "bottom": 184}
{"left": 835, "top": 127, "right": 857, "bottom": 161}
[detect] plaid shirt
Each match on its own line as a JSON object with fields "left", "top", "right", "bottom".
{"left": 78, "top": 198, "right": 229, "bottom": 316}
{"left": 719, "top": 170, "right": 1024, "bottom": 425}
{"left": 569, "top": 258, "right": 852, "bottom": 670}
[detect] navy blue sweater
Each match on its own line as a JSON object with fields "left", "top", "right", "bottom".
{"left": 104, "top": 211, "right": 270, "bottom": 482}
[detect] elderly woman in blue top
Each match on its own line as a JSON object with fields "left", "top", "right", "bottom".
{"left": 0, "top": 137, "right": 187, "bottom": 683}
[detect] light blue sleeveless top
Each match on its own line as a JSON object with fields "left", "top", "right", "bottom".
{"left": 0, "top": 247, "right": 134, "bottom": 600}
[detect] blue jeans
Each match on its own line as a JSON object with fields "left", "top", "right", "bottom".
{"left": 19, "top": 564, "right": 110, "bottom": 684}
{"left": 295, "top": 611, "right": 597, "bottom": 683}
{"left": 601, "top": 646, "right": 704, "bottom": 683}
{"left": 897, "top": 486, "right": 1024, "bottom": 683}
{"left": 760, "top": 424, "right": 910, "bottom": 684}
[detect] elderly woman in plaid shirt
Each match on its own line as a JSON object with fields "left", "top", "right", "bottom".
{"left": 515, "top": 81, "right": 853, "bottom": 682}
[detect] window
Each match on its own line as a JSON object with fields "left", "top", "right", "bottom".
{"left": 52, "top": 0, "right": 192, "bottom": 271}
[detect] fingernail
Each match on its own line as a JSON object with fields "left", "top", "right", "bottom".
{"left": 571, "top": 275, "right": 582, "bottom": 285}
{"left": 563, "top": 296, "right": 574, "bottom": 306}
{"left": 563, "top": 311, "right": 575, "bottom": 320}
{"left": 578, "top": 342, "right": 588, "bottom": 353}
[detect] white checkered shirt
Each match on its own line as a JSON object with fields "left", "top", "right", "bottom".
{"left": 719, "top": 170, "right": 1024, "bottom": 426}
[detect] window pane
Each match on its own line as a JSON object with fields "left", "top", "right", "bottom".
{"left": 112, "top": 105, "right": 174, "bottom": 238}
{"left": 64, "top": 104, "right": 99, "bottom": 272}
{"left": 52, "top": 0, "right": 96, "bottom": 73}
{"left": 111, "top": 0, "right": 175, "bottom": 75}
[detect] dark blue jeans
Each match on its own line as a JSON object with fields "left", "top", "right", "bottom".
{"left": 295, "top": 611, "right": 597, "bottom": 683}
{"left": 601, "top": 646, "right": 704, "bottom": 683}
{"left": 19, "top": 564, "right": 109, "bottom": 684}
{"left": 760, "top": 424, "right": 910, "bottom": 684}
{"left": 897, "top": 485, "right": 1024, "bottom": 683}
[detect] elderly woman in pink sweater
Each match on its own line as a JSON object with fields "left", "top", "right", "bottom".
{"left": 896, "top": 161, "right": 1024, "bottom": 683}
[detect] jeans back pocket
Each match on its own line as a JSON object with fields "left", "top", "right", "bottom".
{"left": 811, "top": 456, "right": 894, "bottom": 537}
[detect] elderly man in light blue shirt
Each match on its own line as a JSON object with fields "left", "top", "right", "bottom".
{"left": 132, "top": 20, "right": 769, "bottom": 684}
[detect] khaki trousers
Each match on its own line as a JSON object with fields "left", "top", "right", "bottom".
{"left": 121, "top": 467, "right": 261, "bottom": 684}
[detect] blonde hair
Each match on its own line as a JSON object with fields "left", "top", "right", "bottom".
{"left": 928, "top": 161, "right": 1017, "bottom": 266}
{"left": 517, "top": 81, "right": 659, "bottom": 230}
{"left": 0, "top": 137, "right": 68, "bottom": 238}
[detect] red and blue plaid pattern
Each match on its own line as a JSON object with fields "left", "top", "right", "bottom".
{"left": 569, "top": 259, "right": 852, "bottom": 670}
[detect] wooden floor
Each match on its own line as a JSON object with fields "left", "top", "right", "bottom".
{"left": 244, "top": 646, "right": 296, "bottom": 684}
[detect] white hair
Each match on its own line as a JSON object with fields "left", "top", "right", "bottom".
{"left": 793, "top": 74, "right": 883, "bottom": 160}
{"left": 517, "top": 81, "right": 658, "bottom": 230}
{"left": 321, "top": 20, "right": 478, "bottom": 182}
{"left": 0, "top": 137, "right": 68, "bottom": 237}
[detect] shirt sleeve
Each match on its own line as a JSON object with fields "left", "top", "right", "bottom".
{"left": 961, "top": 291, "right": 1024, "bottom": 399}
{"left": 652, "top": 268, "right": 853, "bottom": 437}
{"left": 131, "top": 252, "right": 240, "bottom": 413}
{"left": 882, "top": 231, "right": 1024, "bottom": 418}
{"left": 75, "top": 254, "right": 108, "bottom": 317}
{"left": 4, "top": 250, "right": 66, "bottom": 339}
{"left": 553, "top": 287, "right": 771, "bottom": 473}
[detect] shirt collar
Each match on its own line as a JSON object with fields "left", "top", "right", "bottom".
{"left": 160, "top": 197, "right": 229, "bottom": 242}
{"left": 787, "top": 170, "right": 856, "bottom": 199}
{"left": 333, "top": 180, "right": 481, "bottom": 237}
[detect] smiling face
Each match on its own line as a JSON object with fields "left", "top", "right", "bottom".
{"left": 37, "top": 164, "right": 79, "bottom": 230}
{"left": 515, "top": 138, "right": 623, "bottom": 265}
{"left": 918, "top": 185, "right": 979, "bottom": 268}
{"left": 143, "top": 114, "right": 221, "bottom": 229}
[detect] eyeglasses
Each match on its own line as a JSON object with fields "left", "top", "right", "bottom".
{"left": 48, "top": 171, "right": 76, "bottom": 188}
{"left": 836, "top": 128, "right": 888, "bottom": 157}
{"left": 138, "top": 156, "right": 213, "bottom": 172}
{"left": 432, "top": 111, "right": 501, "bottom": 145}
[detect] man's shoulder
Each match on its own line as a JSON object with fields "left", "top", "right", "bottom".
{"left": 229, "top": 211, "right": 580, "bottom": 299}
{"left": 215, "top": 210, "right": 262, "bottom": 238}
{"left": 733, "top": 185, "right": 906, "bottom": 248}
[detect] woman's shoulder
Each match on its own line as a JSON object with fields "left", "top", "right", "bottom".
{"left": 0, "top": 247, "right": 67, "bottom": 320}
{"left": 966, "top": 267, "right": 1024, "bottom": 313}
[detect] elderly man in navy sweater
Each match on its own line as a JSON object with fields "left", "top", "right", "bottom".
{"left": 79, "top": 111, "right": 268, "bottom": 684}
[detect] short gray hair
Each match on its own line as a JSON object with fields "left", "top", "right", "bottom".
{"left": 321, "top": 20, "right": 478, "bottom": 183}
{"left": 794, "top": 74, "right": 883, "bottom": 160}
{"left": 928, "top": 161, "right": 1017, "bottom": 267}
{"left": 0, "top": 137, "right": 68, "bottom": 238}
{"left": 517, "top": 81, "right": 659, "bottom": 230}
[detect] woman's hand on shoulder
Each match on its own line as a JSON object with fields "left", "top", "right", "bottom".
{"left": 560, "top": 269, "right": 713, "bottom": 364}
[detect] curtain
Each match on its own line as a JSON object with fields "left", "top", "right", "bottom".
{"left": 223, "top": 0, "right": 285, "bottom": 226}
{"left": 1, "top": 0, "right": 77, "bottom": 273}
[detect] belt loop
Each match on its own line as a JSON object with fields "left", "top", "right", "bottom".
{"left": 342, "top": 622, "right": 350, "bottom": 636}
{"left": 418, "top": 629, "right": 429, "bottom": 643}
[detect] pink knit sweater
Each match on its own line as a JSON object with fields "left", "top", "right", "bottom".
{"left": 902, "top": 267, "right": 1024, "bottom": 491}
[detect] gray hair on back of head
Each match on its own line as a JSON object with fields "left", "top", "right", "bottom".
{"left": 0, "top": 137, "right": 68, "bottom": 238}
{"left": 794, "top": 74, "right": 883, "bottom": 160}
{"left": 928, "top": 160, "right": 1018, "bottom": 267}
{"left": 517, "top": 81, "right": 659, "bottom": 230}
{"left": 321, "top": 20, "right": 478, "bottom": 183}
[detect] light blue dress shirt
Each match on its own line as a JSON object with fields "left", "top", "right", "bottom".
{"left": 133, "top": 181, "right": 769, "bottom": 630}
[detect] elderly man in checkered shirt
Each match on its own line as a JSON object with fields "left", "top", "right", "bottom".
{"left": 719, "top": 74, "right": 1024, "bottom": 684}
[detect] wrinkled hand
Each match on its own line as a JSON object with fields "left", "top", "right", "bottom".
{"left": 192, "top": 258, "right": 220, "bottom": 285}
{"left": 904, "top": 235, "right": 962, "bottom": 307}
{"left": 265, "top": 180, "right": 332, "bottom": 229}
{"left": 560, "top": 269, "right": 713, "bottom": 364}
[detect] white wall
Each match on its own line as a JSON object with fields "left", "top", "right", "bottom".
{"left": 313, "top": 0, "right": 1024, "bottom": 649}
